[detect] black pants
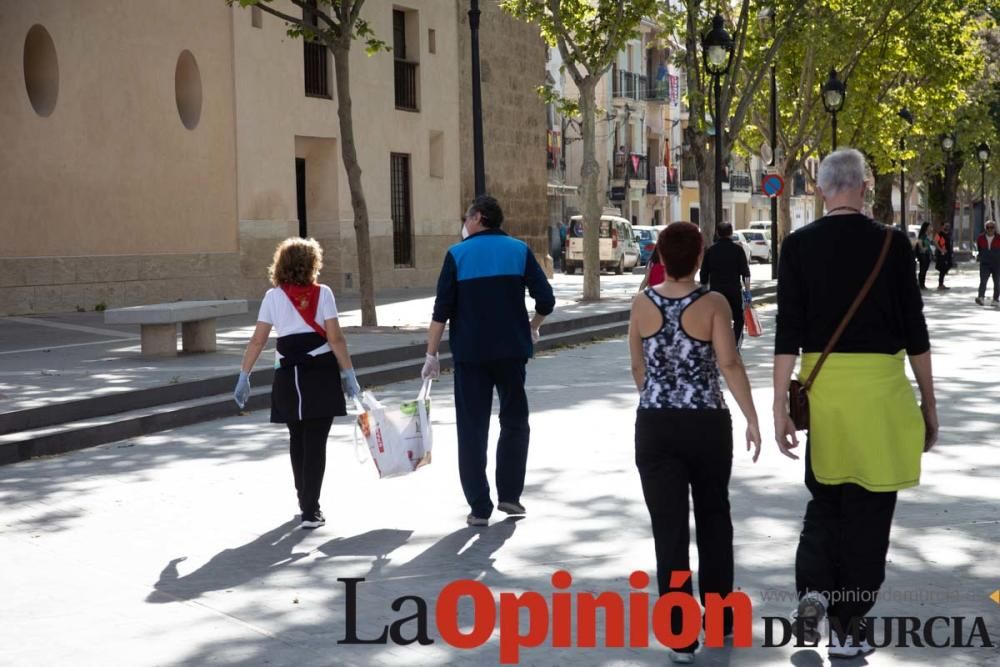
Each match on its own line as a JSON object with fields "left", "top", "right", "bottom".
{"left": 635, "top": 408, "right": 734, "bottom": 649}
{"left": 729, "top": 298, "right": 744, "bottom": 346}
{"left": 287, "top": 417, "right": 333, "bottom": 516}
{"left": 454, "top": 360, "right": 530, "bottom": 518}
{"left": 978, "top": 263, "right": 1000, "bottom": 300}
{"left": 917, "top": 254, "right": 931, "bottom": 288}
{"left": 795, "top": 444, "right": 897, "bottom": 632}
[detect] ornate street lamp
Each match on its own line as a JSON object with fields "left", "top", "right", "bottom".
{"left": 898, "top": 107, "right": 914, "bottom": 231}
{"left": 702, "top": 14, "right": 733, "bottom": 237}
{"left": 821, "top": 69, "right": 846, "bottom": 151}
{"left": 940, "top": 133, "right": 955, "bottom": 153}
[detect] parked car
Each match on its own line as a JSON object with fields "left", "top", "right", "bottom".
{"left": 734, "top": 229, "right": 772, "bottom": 263}
{"left": 907, "top": 224, "right": 922, "bottom": 250}
{"left": 632, "top": 226, "right": 663, "bottom": 266}
{"left": 565, "top": 215, "right": 641, "bottom": 275}
{"left": 747, "top": 220, "right": 772, "bottom": 231}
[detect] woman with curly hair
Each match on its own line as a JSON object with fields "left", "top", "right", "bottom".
{"left": 234, "top": 237, "right": 361, "bottom": 529}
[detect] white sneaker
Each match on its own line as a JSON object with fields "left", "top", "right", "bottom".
{"left": 829, "top": 633, "right": 875, "bottom": 659}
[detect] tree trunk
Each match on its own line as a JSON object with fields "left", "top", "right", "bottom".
{"left": 872, "top": 172, "right": 894, "bottom": 226}
{"left": 687, "top": 128, "right": 715, "bottom": 248}
{"left": 779, "top": 185, "right": 792, "bottom": 239}
{"left": 331, "top": 40, "right": 377, "bottom": 327}
{"left": 578, "top": 79, "right": 602, "bottom": 301}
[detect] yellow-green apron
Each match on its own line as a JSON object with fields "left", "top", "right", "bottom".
{"left": 799, "top": 351, "right": 924, "bottom": 492}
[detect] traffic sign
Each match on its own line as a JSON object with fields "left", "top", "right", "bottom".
{"left": 762, "top": 173, "right": 784, "bottom": 198}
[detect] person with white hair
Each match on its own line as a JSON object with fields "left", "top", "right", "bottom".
{"left": 772, "top": 149, "right": 939, "bottom": 658}
{"left": 975, "top": 219, "right": 1000, "bottom": 306}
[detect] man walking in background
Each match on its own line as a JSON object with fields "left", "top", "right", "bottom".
{"left": 422, "top": 195, "right": 555, "bottom": 527}
{"left": 700, "top": 223, "right": 752, "bottom": 346}
{"left": 975, "top": 220, "right": 1000, "bottom": 306}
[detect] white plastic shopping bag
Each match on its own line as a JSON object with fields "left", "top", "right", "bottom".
{"left": 354, "top": 379, "right": 433, "bottom": 479}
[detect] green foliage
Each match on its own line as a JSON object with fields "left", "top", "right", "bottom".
{"left": 502, "top": 0, "right": 656, "bottom": 83}
{"left": 227, "top": 0, "right": 389, "bottom": 54}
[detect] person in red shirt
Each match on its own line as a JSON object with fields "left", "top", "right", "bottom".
{"left": 975, "top": 220, "right": 1000, "bottom": 306}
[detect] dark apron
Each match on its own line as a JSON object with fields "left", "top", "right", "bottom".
{"left": 270, "top": 332, "right": 347, "bottom": 424}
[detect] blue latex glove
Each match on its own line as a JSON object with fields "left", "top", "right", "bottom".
{"left": 743, "top": 289, "right": 753, "bottom": 305}
{"left": 341, "top": 368, "right": 361, "bottom": 399}
{"left": 234, "top": 371, "right": 251, "bottom": 409}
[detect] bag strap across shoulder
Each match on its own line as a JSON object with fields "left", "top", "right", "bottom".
{"left": 803, "top": 227, "right": 893, "bottom": 391}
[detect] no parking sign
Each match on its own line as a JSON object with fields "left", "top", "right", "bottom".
{"left": 761, "top": 174, "right": 784, "bottom": 198}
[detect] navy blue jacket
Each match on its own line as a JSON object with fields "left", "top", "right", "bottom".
{"left": 432, "top": 229, "right": 556, "bottom": 363}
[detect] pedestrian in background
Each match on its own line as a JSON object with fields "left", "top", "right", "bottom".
{"left": 422, "top": 195, "right": 555, "bottom": 527}
{"left": 915, "top": 222, "right": 934, "bottom": 290}
{"left": 637, "top": 251, "right": 666, "bottom": 292}
{"left": 935, "top": 222, "right": 954, "bottom": 290}
{"left": 234, "top": 238, "right": 361, "bottom": 530}
{"left": 773, "top": 149, "right": 937, "bottom": 659}
{"left": 558, "top": 220, "right": 568, "bottom": 271}
{"left": 629, "top": 222, "right": 761, "bottom": 664}
{"left": 700, "top": 222, "right": 751, "bottom": 347}
{"left": 975, "top": 220, "right": 1000, "bottom": 306}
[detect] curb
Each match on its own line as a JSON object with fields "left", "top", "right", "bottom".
{"left": 1, "top": 289, "right": 777, "bottom": 465}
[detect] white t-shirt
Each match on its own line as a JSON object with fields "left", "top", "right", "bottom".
{"left": 258, "top": 285, "right": 338, "bottom": 358}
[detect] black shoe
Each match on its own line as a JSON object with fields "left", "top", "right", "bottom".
{"left": 498, "top": 501, "right": 526, "bottom": 515}
{"left": 300, "top": 510, "right": 326, "bottom": 529}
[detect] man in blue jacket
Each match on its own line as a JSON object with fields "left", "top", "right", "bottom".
{"left": 422, "top": 195, "right": 556, "bottom": 526}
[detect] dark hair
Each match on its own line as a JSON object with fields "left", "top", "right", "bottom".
{"left": 468, "top": 195, "right": 504, "bottom": 229}
{"left": 918, "top": 222, "right": 930, "bottom": 238}
{"left": 658, "top": 221, "right": 703, "bottom": 279}
{"left": 716, "top": 222, "right": 734, "bottom": 238}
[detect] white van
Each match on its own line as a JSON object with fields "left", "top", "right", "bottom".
{"left": 564, "top": 215, "right": 641, "bottom": 275}
{"left": 748, "top": 220, "right": 772, "bottom": 231}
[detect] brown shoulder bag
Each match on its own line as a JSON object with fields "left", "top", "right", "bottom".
{"left": 788, "top": 228, "right": 893, "bottom": 430}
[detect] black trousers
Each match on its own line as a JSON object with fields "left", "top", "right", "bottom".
{"left": 978, "top": 263, "right": 1000, "bottom": 300}
{"left": 635, "top": 408, "right": 734, "bottom": 649}
{"left": 454, "top": 360, "right": 530, "bottom": 518}
{"left": 917, "top": 254, "right": 931, "bottom": 288}
{"left": 795, "top": 444, "right": 897, "bottom": 632}
{"left": 287, "top": 417, "right": 333, "bottom": 516}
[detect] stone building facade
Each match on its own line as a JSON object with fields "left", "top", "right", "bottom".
{"left": 1, "top": 0, "right": 548, "bottom": 315}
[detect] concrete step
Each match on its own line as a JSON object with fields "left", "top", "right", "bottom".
{"left": 0, "top": 319, "right": 632, "bottom": 465}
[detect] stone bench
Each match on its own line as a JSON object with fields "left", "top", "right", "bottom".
{"left": 105, "top": 300, "right": 248, "bottom": 356}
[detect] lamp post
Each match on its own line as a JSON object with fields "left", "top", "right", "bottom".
{"left": 821, "top": 69, "right": 846, "bottom": 151}
{"left": 759, "top": 5, "right": 778, "bottom": 277}
{"left": 898, "top": 107, "right": 914, "bottom": 232}
{"left": 702, "top": 13, "right": 733, "bottom": 238}
{"left": 469, "top": 0, "right": 486, "bottom": 196}
{"left": 978, "top": 142, "right": 991, "bottom": 237}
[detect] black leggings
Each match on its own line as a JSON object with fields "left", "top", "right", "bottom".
{"left": 287, "top": 417, "right": 333, "bottom": 516}
{"left": 635, "top": 408, "right": 734, "bottom": 649}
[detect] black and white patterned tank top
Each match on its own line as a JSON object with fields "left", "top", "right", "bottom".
{"left": 639, "top": 287, "right": 727, "bottom": 410}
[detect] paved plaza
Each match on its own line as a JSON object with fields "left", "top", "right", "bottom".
{"left": 1, "top": 274, "right": 998, "bottom": 666}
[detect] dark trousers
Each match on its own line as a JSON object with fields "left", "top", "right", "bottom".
{"left": 917, "top": 254, "right": 931, "bottom": 288}
{"left": 635, "top": 409, "right": 734, "bottom": 649}
{"left": 978, "top": 263, "right": 1000, "bottom": 300}
{"left": 795, "top": 444, "right": 897, "bottom": 632}
{"left": 454, "top": 360, "right": 530, "bottom": 518}
{"left": 287, "top": 417, "right": 333, "bottom": 516}
{"left": 727, "top": 294, "right": 744, "bottom": 347}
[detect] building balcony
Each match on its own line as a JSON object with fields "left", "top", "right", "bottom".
{"left": 728, "top": 171, "right": 752, "bottom": 193}
{"left": 612, "top": 153, "right": 648, "bottom": 181}
{"left": 611, "top": 68, "right": 647, "bottom": 102}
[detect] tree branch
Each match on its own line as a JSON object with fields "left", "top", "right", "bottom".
{"left": 252, "top": 2, "right": 316, "bottom": 33}
{"left": 288, "top": 0, "right": 337, "bottom": 31}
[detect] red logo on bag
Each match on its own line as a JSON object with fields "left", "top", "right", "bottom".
{"left": 375, "top": 428, "right": 385, "bottom": 453}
